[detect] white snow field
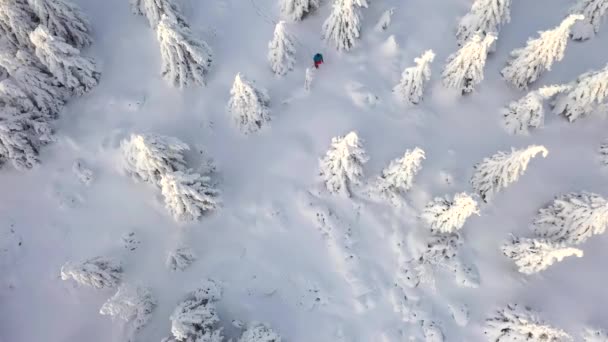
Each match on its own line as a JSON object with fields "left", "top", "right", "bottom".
{"left": 1, "top": 0, "right": 608, "bottom": 341}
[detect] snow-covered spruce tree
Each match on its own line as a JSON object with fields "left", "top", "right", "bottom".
{"left": 157, "top": 15, "right": 213, "bottom": 88}
{"left": 502, "top": 85, "right": 570, "bottom": 135}
{"left": 160, "top": 171, "right": 220, "bottom": 221}
{"left": 501, "top": 236, "right": 583, "bottom": 274}
{"left": 60, "top": 256, "right": 122, "bottom": 289}
{"left": 100, "top": 284, "right": 157, "bottom": 333}
{"left": 130, "top": 0, "right": 185, "bottom": 28}
{"left": 268, "top": 21, "right": 296, "bottom": 76}
{"left": 569, "top": 0, "right": 608, "bottom": 41}
{"left": 583, "top": 327, "right": 608, "bottom": 342}
{"left": 551, "top": 64, "right": 608, "bottom": 122}
{"left": 239, "top": 323, "right": 282, "bottom": 342}
{"left": 166, "top": 246, "right": 197, "bottom": 271}
{"left": 471, "top": 145, "right": 548, "bottom": 202}
{"left": 281, "top": 0, "right": 319, "bottom": 21}
{"left": 456, "top": 0, "right": 511, "bottom": 47}
{"left": 121, "top": 133, "right": 189, "bottom": 186}
{"left": 484, "top": 304, "right": 572, "bottom": 341}
{"left": 441, "top": 32, "right": 496, "bottom": 95}
{"left": 29, "top": 25, "right": 100, "bottom": 96}
{"left": 532, "top": 192, "right": 608, "bottom": 245}
{"left": 501, "top": 15, "right": 584, "bottom": 90}
{"left": 0, "top": 0, "right": 38, "bottom": 49}
{"left": 319, "top": 131, "right": 369, "bottom": 197}
{"left": 375, "top": 147, "right": 425, "bottom": 199}
{"left": 227, "top": 73, "right": 271, "bottom": 134}
{"left": 0, "top": 105, "right": 48, "bottom": 170}
{"left": 393, "top": 50, "right": 435, "bottom": 105}
{"left": 27, "top": 0, "right": 92, "bottom": 48}
{"left": 322, "top": 0, "right": 368, "bottom": 51}
{"left": 374, "top": 8, "right": 395, "bottom": 32}
{"left": 421, "top": 193, "right": 479, "bottom": 234}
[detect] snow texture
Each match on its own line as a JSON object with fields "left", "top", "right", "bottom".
{"left": 421, "top": 192, "right": 479, "bottom": 234}
{"left": 442, "top": 32, "right": 496, "bottom": 95}
{"left": 130, "top": 0, "right": 184, "bottom": 28}
{"left": 393, "top": 50, "right": 435, "bottom": 105}
{"left": 471, "top": 145, "right": 548, "bottom": 202}
{"left": 374, "top": 8, "right": 395, "bottom": 32}
{"left": 60, "top": 256, "right": 122, "bottom": 289}
{"left": 501, "top": 15, "right": 583, "bottom": 90}
{"left": 304, "top": 67, "right": 314, "bottom": 91}
{"left": 0, "top": 0, "right": 38, "bottom": 49}
{"left": 166, "top": 246, "right": 197, "bottom": 271}
{"left": 569, "top": 0, "right": 608, "bottom": 41}
{"left": 484, "top": 304, "right": 572, "bottom": 341}
{"left": 583, "top": 328, "right": 608, "bottom": 342}
{"left": 456, "top": 0, "right": 511, "bottom": 47}
{"left": 99, "top": 284, "right": 156, "bottom": 334}
{"left": 373, "top": 147, "right": 425, "bottom": 202}
{"left": 72, "top": 158, "right": 93, "bottom": 185}
{"left": 160, "top": 171, "right": 221, "bottom": 221}
{"left": 502, "top": 85, "right": 570, "bottom": 135}
{"left": 600, "top": 140, "right": 608, "bottom": 167}
{"left": 27, "top": 0, "right": 92, "bottom": 48}
{"left": 322, "top": 0, "right": 368, "bottom": 51}
{"left": 238, "top": 323, "right": 282, "bottom": 342}
{"left": 121, "top": 231, "right": 141, "bottom": 251}
{"left": 502, "top": 236, "right": 583, "bottom": 274}
{"left": 319, "top": 131, "right": 369, "bottom": 197}
{"left": 551, "top": 63, "right": 608, "bottom": 122}
{"left": 268, "top": 21, "right": 296, "bottom": 76}
{"left": 281, "top": 0, "right": 319, "bottom": 21}
{"left": 227, "top": 73, "right": 271, "bottom": 134}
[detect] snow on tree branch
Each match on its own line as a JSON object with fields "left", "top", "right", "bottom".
{"left": 502, "top": 236, "right": 583, "bottom": 274}
{"left": 322, "top": 0, "right": 368, "bottom": 51}
{"left": 227, "top": 73, "right": 271, "bottom": 134}
{"left": 551, "top": 63, "right": 608, "bottom": 122}
{"left": 60, "top": 256, "right": 122, "bottom": 289}
{"left": 157, "top": 15, "right": 213, "bottom": 88}
{"left": 0, "top": 0, "right": 38, "bottom": 50}
{"left": 569, "top": 0, "right": 608, "bottom": 41}
{"left": 532, "top": 192, "right": 608, "bottom": 245}
{"left": 421, "top": 192, "right": 479, "bottom": 234}
{"left": 160, "top": 171, "right": 221, "bottom": 221}
{"left": 29, "top": 25, "right": 100, "bottom": 96}
{"left": 501, "top": 15, "right": 583, "bottom": 90}
{"left": 130, "top": 0, "right": 185, "bottom": 28}
{"left": 268, "top": 21, "right": 296, "bottom": 76}
{"left": 456, "top": 0, "right": 511, "bottom": 47}
{"left": 442, "top": 32, "right": 496, "bottom": 95}
{"left": 27, "top": 0, "right": 92, "bottom": 48}
{"left": 100, "top": 284, "right": 157, "bottom": 334}
{"left": 238, "top": 323, "right": 282, "bottom": 342}
{"left": 471, "top": 145, "right": 548, "bottom": 202}
{"left": 375, "top": 8, "right": 395, "bottom": 32}
{"left": 394, "top": 50, "right": 435, "bottom": 105}
{"left": 319, "top": 131, "right": 369, "bottom": 197}
{"left": 502, "top": 85, "right": 570, "bottom": 135}
{"left": 373, "top": 147, "right": 425, "bottom": 202}
{"left": 281, "top": 0, "right": 319, "bottom": 21}
{"left": 484, "top": 304, "right": 572, "bottom": 341}
{"left": 166, "top": 246, "right": 197, "bottom": 271}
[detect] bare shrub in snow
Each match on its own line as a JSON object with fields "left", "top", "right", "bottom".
{"left": 393, "top": 50, "right": 435, "bottom": 105}
{"left": 456, "top": 0, "right": 511, "bottom": 47}
{"left": 551, "top": 64, "right": 608, "bottom": 122}
{"left": 484, "top": 304, "right": 572, "bottom": 341}
{"left": 239, "top": 323, "right": 282, "bottom": 342}
{"left": 121, "top": 133, "right": 189, "bottom": 186}
{"left": 501, "top": 15, "right": 583, "bottom": 90}
{"left": 281, "top": 0, "right": 319, "bottom": 21}
{"left": 60, "top": 256, "right": 122, "bottom": 289}
{"left": 569, "top": 0, "right": 608, "bottom": 41}
{"left": 421, "top": 192, "right": 479, "bottom": 234}
{"left": 100, "top": 284, "right": 157, "bottom": 333}
{"left": 442, "top": 32, "right": 496, "bottom": 95}
{"left": 0, "top": 0, "right": 38, "bottom": 49}
{"left": 583, "top": 327, "right": 608, "bottom": 342}
{"left": 532, "top": 192, "right": 608, "bottom": 245}
{"left": 471, "top": 145, "right": 548, "bottom": 202}
{"left": 502, "top": 236, "right": 583, "bottom": 274}
{"left": 375, "top": 8, "right": 395, "bottom": 32}
{"left": 157, "top": 15, "right": 213, "bottom": 88}
{"left": 319, "top": 131, "right": 369, "bottom": 197}
{"left": 322, "top": 0, "right": 368, "bottom": 51}
{"left": 268, "top": 21, "right": 296, "bottom": 76}
{"left": 27, "top": 0, "right": 92, "bottom": 48}
{"left": 374, "top": 147, "right": 425, "bottom": 201}
{"left": 130, "top": 0, "right": 184, "bottom": 28}
{"left": 502, "top": 85, "right": 570, "bottom": 135}
{"left": 166, "top": 247, "right": 197, "bottom": 271}
{"left": 160, "top": 171, "right": 221, "bottom": 221}
{"left": 29, "top": 25, "right": 100, "bottom": 96}
{"left": 227, "top": 73, "right": 271, "bottom": 134}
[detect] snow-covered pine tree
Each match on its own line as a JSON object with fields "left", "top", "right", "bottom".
{"left": 374, "top": 8, "right": 395, "bottom": 32}
{"left": 484, "top": 304, "right": 572, "bottom": 341}
{"left": 319, "top": 131, "right": 369, "bottom": 197}
{"left": 569, "top": 0, "right": 608, "bottom": 41}
{"left": 130, "top": 0, "right": 185, "bottom": 28}
{"left": 456, "top": 0, "right": 511, "bottom": 47}
{"left": 0, "top": 0, "right": 38, "bottom": 49}
{"left": 227, "top": 73, "right": 271, "bottom": 134}
{"left": 27, "top": 0, "right": 92, "bottom": 48}
{"left": 121, "top": 133, "right": 189, "bottom": 186}
{"left": 393, "top": 50, "right": 435, "bottom": 105}
{"left": 583, "top": 327, "right": 608, "bottom": 342}
{"left": 321, "top": 0, "right": 368, "bottom": 51}
{"left": 471, "top": 145, "right": 548, "bottom": 202}
{"left": 268, "top": 21, "right": 296, "bottom": 76}
{"left": 281, "top": 0, "right": 320, "bottom": 21}
{"left": 166, "top": 246, "right": 197, "bottom": 271}
{"left": 160, "top": 171, "right": 221, "bottom": 221}
{"left": 157, "top": 15, "right": 213, "bottom": 88}
{"left": 532, "top": 192, "right": 608, "bottom": 245}
{"left": 502, "top": 85, "right": 570, "bottom": 135}
{"left": 29, "top": 25, "right": 100, "bottom": 96}
{"left": 375, "top": 147, "right": 425, "bottom": 199}
{"left": 100, "top": 284, "right": 157, "bottom": 333}
{"left": 551, "top": 63, "right": 608, "bottom": 122}
{"left": 60, "top": 256, "right": 122, "bottom": 289}
{"left": 501, "top": 15, "right": 584, "bottom": 90}
{"left": 501, "top": 236, "right": 583, "bottom": 274}
{"left": 441, "top": 32, "right": 496, "bottom": 95}
{"left": 421, "top": 193, "right": 479, "bottom": 234}
{"left": 0, "top": 105, "right": 48, "bottom": 170}
{"left": 239, "top": 323, "right": 282, "bottom": 342}
{"left": 304, "top": 67, "right": 314, "bottom": 91}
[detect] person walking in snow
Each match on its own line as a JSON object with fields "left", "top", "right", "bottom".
{"left": 313, "top": 53, "right": 324, "bottom": 68}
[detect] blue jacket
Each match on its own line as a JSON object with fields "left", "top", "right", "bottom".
{"left": 314, "top": 53, "right": 324, "bottom": 63}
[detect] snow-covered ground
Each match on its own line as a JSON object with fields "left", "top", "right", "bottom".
{"left": 1, "top": 0, "right": 608, "bottom": 341}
